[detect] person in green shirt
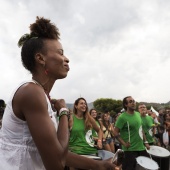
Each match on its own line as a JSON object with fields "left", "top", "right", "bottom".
{"left": 138, "top": 104, "right": 155, "bottom": 145}
{"left": 113, "top": 96, "right": 149, "bottom": 170}
{"left": 69, "top": 98, "right": 103, "bottom": 156}
{"left": 89, "top": 109, "right": 103, "bottom": 144}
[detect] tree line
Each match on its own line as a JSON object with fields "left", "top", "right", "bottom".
{"left": 93, "top": 98, "right": 170, "bottom": 117}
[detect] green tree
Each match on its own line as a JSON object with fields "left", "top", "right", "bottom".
{"left": 93, "top": 98, "right": 123, "bottom": 116}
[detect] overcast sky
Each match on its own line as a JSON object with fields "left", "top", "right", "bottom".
{"left": 1, "top": 0, "right": 170, "bottom": 104}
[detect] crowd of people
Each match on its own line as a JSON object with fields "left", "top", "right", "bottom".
{"left": 0, "top": 16, "right": 170, "bottom": 170}
{"left": 1, "top": 94, "right": 170, "bottom": 170}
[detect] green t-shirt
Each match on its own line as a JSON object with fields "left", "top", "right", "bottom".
{"left": 115, "top": 111, "right": 145, "bottom": 151}
{"left": 141, "top": 115, "right": 154, "bottom": 144}
{"left": 69, "top": 115, "right": 97, "bottom": 155}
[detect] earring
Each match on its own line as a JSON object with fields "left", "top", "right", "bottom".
{"left": 43, "top": 63, "right": 48, "bottom": 75}
{"left": 45, "top": 69, "right": 48, "bottom": 75}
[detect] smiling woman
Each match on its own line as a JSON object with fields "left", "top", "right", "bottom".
{"left": 69, "top": 97, "right": 103, "bottom": 155}
{"left": 0, "top": 16, "right": 70, "bottom": 170}
{"left": 0, "top": 16, "right": 118, "bottom": 170}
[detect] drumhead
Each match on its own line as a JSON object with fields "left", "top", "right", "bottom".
{"left": 98, "top": 150, "right": 114, "bottom": 160}
{"left": 146, "top": 145, "right": 170, "bottom": 157}
{"left": 136, "top": 156, "right": 159, "bottom": 169}
{"left": 80, "top": 154, "right": 102, "bottom": 160}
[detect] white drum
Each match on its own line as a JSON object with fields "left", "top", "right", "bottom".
{"left": 146, "top": 145, "right": 170, "bottom": 157}
{"left": 146, "top": 145, "right": 170, "bottom": 170}
{"left": 136, "top": 156, "right": 159, "bottom": 170}
{"left": 98, "top": 150, "right": 114, "bottom": 160}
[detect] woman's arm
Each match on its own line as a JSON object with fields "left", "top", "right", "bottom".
{"left": 98, "top": 119, "right": 103, "bottom": 130}
{"left": 110, "top": 123, "right": 115, "bottom": 137}
{"left": 14, "top": 83, "right": 69, "bottom": 170}
{"left": 66, "top": 151, "right": 118, "bottom": 170}
{"left": 91, "top": 117, "right": 103, "bottom": 148}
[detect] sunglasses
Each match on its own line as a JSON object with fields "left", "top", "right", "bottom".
{"left": 128, "top": 100, "right": 135, "bottom": 104}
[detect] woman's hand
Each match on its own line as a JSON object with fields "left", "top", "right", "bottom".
{"left": 97, "top": 139, "right": 103, "bottom": 149}
{"left": 96, "top": 158, "right": 121, "bottom": 170}
{"left": 51, "top": 99, "right": 67, "bottom": 113}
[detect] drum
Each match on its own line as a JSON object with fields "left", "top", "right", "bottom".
{"left": 146, "top": 145, "right": 170, "bottom": 157}
{"left": 98, "top": 150, "right": 114, "bottom": 160}
{"left": 146, "top": 145, "right": 170, "bottom": 170}
{"left": 136, "top": 156, "right": 159, "bottom": 170}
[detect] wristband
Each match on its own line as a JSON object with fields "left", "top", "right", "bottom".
{"left": 59, "top": 111, "right": 70, "bottom": 120}
{"left": 144, "top": 141, "right": 148, "bottom": 144}
{"left": 59, "top": 108, "right": 69, "bottom": 116}
{"left": 98, "top": 139, "right": 102, "bottom": 142}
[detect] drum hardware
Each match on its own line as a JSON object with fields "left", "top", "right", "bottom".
{"left": 112, "top": 149, "right": 124, "bottom": 166}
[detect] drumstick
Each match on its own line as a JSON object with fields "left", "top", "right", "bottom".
{"left": 145, "top": 147, "right": 152, "bottom": 160}
{"left": 127, "top": 121, "right": 130, "bottom": 143}
{"left": 149, "top": 153, "right": 152, "bottom": 160}
{"left": 147, "top": 150, "right": 152, "bottom": 160}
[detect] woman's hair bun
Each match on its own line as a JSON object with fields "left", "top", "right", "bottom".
{"left": 30, "top": 16, "right": 60, "bottom": 39}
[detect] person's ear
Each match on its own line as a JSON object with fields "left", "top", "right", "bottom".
{"left": 75, "top": 105, "right": 78, "bottom": 110}
{"left": 35, "top": 53, "right": 46, "bottom": 65}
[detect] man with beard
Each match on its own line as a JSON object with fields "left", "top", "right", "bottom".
{"left": 113, "top": 96, "right": 149, "bottom": 170}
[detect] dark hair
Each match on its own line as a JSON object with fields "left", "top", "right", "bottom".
{"left": 0, "top": 99, "right": 5, "bottom": 116}
{"left": 101, "top": 112, "right": 110, "bottom": 129}
{"left": 122, "top": 96, "right": 131, "bottom": 111}
{"left": 89, "top": 108, "right": 98, "bottom": 120}
{"left": 19, "top": 16, "right": 60, "bottom": 73}
{"left": 73, "top": 97, "right": 92, "bottom": 130}
{"left": 89, "top": 108, "right": 96, "bottom": 115}
{"left": 0, "top": 100, "right": 5, "bottom": 107}
{"left": 163, "top": 112, "right": 170, "bottom": 121}
{"left": 138, "top": 103, "right": 145, "bottom": 109}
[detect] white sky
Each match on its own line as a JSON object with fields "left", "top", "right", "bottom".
{"left": 0, "top": 0, "right": 170, "bottom": 104}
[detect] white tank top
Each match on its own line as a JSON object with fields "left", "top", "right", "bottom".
{"left": 0, "top": 81, "right": 58, "bottom": 170}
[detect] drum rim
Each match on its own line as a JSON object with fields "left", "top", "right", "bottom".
{"left": 146, "top": 145, "right": 170, "bottom": 157}
{"left": 136, "top": 156, "right": 159, "bottom": 169}
{"left": 80, "top": 154, "right": 102, "bottom": 160}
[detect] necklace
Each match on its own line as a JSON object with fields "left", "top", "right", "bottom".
{"left": 32, "top": 79, "right": 43, "bottom": 88}
{"left": 32, "top": 79, "right": 51, "bottom": 101}
{"left": 32, "top": 79, "right": 56, "bottom": 117}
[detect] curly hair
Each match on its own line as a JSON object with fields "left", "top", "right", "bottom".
{"left": 29, "top": 16, "right": 60, "bottom": 39}
{"left": 18, "top": 16, "right": 60, "bottom": 73}
{"left": 73, "top": 98, "right": 92, "bottom": 131}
